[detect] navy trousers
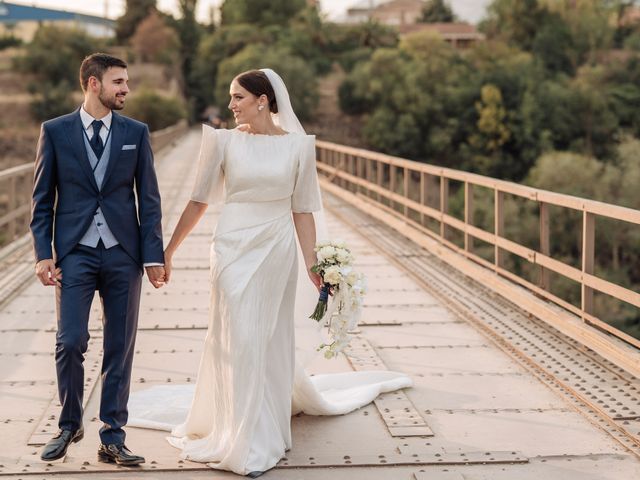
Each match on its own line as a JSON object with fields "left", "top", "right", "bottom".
{"left": 55, "top": 242, "right": 142, "bottom": 445}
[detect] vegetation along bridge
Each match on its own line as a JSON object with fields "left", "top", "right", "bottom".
{"left": 0, "top": 124, "right": 639, "bottom": 479}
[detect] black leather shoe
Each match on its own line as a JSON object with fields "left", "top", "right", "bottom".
{"left": 247, "top": 472, "right": 265, "bottom": 478}
{"left": 97, "top": 443, "right": 145, "bottom": 466}
{"left": 40, "top": 428, "right": 84, "bottom": 461}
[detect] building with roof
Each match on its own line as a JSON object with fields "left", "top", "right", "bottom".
{"left": 0, "top": 1, "right": 115, "bottom": 41}
{"left": 340, "top": 0, "right": 484, "bottom": 49}
{"left": 399, "top": 22, "right": 485, "bottom": 48}
{"left": 345, "top": 0, "right": 424, "bottom": 25}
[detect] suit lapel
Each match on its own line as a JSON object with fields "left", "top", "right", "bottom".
{"left": 101, "top": 112, "right": 127, "bottom": 192}
{"left": 64, "top": 109, "right": 99, "bottom": 192}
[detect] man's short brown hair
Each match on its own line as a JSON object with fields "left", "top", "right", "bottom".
{"left": 79, "top": 53, "right": 127, "bottom": 92}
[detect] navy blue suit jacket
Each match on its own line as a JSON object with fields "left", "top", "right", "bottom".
{"left": 30, "top": 109, "right": 164, "bottom": 266}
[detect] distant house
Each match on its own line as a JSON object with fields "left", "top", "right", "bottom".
{"left": 399, "top": 22, "right": 485, "bottom": 48}
{"left": 0, "top": 1, "right": 115, "bottom": 41}
{"left": 345, "top": 0, "right": 424, "bottom": 26}
{"left": 340, "top": 0, "right": 484, "bottom": 49}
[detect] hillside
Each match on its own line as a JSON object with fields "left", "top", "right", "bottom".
{"left": 0, "top": 48, "right": 182, "bottom": 170}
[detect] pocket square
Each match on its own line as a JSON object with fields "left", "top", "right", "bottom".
{"left": 122, "top": 144, "right": 136, "bottom": 150}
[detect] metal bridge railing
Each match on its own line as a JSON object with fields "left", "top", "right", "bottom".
{"left": 316, "top": 140, "right": 640, "bottom": 350}
{"left": 0, "top": 163, "right": 33, "bottom": 247}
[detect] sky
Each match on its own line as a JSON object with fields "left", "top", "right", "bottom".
{"left": 7, "top": 0, "right": 492, "bottom": 24}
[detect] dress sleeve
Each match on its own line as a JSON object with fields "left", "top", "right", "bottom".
{"left": 292, "top": 135, "right": 322, "bottom": 213}
{"left": 190, "top": 125, "right": 227, "bottom": 205}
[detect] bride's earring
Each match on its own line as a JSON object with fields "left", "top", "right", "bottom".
{"left": 258, "top": 105, "right": 265, "bottom": 111}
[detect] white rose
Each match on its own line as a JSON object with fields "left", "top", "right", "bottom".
{"left": 317, "top": 246, "right": 337, "bottom": 263}
{"left": 335, "top": 248, "right": 353, "bottom": 264}
{"left": 333, "top": 238, "right": 347, "bottom": 249}
{"left": 346, "top": 270, "right": 359, "bottom": 286}
{"left": 323, "top": 265, "right": 342, "bottom": 285}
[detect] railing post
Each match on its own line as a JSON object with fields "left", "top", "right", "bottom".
{"left": 440, "top": 176, "right": 449, "bottom": 240}
{"left": 389, "top": 165, "right": 396, "bottom": 210}
{"left": 494, "top": 190, "right": 504, "bottom": 270}
{"left": 349, "top": 154, "right": 356, "bottom": 193}
{"left": 464, "top": 182, "right": 474, "bottom": 253}
{"left": 403, "top": 168, "right": 409, "bottom": 217}
{"left": 8, "top": 176, "right": 17, "bottom": 242}
{"left": 376, "top": 161, "right": 383, "bottom": 204}
{"left": 420, "top": 172, "right": 426, "bottom": 226}
{"left": 582, "top": 211, "right": 595, "bottom": 317}
{"left": 539, "top": 202, "right": 550, "bottom": 290}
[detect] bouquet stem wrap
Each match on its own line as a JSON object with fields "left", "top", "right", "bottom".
{"left": 310, "top": 283, "right": 331, "bottom": 322}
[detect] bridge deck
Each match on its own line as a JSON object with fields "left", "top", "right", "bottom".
{"left": 1, "top": 129, "right": 639, "bottom": 479}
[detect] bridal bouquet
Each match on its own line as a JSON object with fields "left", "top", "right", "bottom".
{"left": 309, "top": 240, "right": 367, "bottom": 359}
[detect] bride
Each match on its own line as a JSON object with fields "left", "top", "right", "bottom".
{"left": 128, "top": 68, "right": 412, "bottom": 477}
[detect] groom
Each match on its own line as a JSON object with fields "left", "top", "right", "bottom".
{"left": 30, "top": 53, "right": 165, "bottom": 465}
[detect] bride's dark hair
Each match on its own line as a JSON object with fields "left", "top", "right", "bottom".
{"left": 234, "top": 70, "right": 278, "bottom": 114}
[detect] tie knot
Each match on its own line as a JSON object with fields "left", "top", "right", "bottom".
{"left": 91, "top": 119, "right": 104, "bottom": 133}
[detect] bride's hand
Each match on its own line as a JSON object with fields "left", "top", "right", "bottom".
{"left": 164, "top": 251, "right": 173, "bottom": 284}
{"left": 307, "top": 267, "right": 322, "bottom": 292}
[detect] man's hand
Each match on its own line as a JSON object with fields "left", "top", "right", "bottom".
{"left": 35, "top": 259, "right": 61, "bottom": 287}
{"left": 145, "top": 265, "right": 166, "bottom": 289}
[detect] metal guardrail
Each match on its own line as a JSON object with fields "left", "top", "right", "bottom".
{"left": 0, "top": 163, "right": 33, "bottom": 247}
{"left": 316, "top": 140, "right": 640, "bottom": 349}
{"left": 0, "top": 120, "right": 190, "bottom": 249}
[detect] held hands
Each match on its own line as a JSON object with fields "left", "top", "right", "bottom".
{"left": 163, "top": 252, "right": 173, "bottom": 284}
{"left": 145, "top": 265, "right": 166, "bottom": 289}
{"left": 36, "top": 260, "right": 167, "bottom": 289}
{"left": 35, "top": 259, "right": 62, "bottom": 287}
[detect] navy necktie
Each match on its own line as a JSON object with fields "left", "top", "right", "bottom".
{"left": 90, "top": 119, "right": 105, "bottom": 160}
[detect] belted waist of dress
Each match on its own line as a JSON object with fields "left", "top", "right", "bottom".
{"left": 215, "top": 198, "right": 293, "bottom": 237}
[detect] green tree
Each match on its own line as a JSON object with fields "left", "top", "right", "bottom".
{"left": 130, "top": 10, "right": 179, "bottom": 64}
{"left": 14, "top": 26, "right": 101, "bottom": 121}
{"left": 191, "top": 24, "right": 272, "bottom": 109}
{"left": 277, "top": 6, "right": 332, "bottom": 74}
{"left": 421, "top": 0, "right": 456, "bottom": 23}
{"left": 15, "top": 26, "right": 101, "bottom": 86}
{"left": 124, "top": 88, "right": 186, "bottom": 131}
{"left": 531, "top": 10, "right": 576, "bottom": 74}
{"left": 327, "top": 21, "right": 399, "bottom": 72}
{"left": 220, "top": 0, "right": 306, "bottom": 26}
{"left": 481, "top": 0, "right": 547, "bottom": 51}
{"left": 540, "top": 0, "right": 616, "bottom": 65}
{"left": 342, "top": 32, "right": 472, "bottom": 162}
{"left": 116, "top": 0, "right": 156, "bottom": 42}
{"left": 29, "top": 81, "right": 76, "bottom": 121}
{"left": 602, "top": 55, "right": 640, "bottom": 137}
{"left": 175, "top": 0, "right": 202, "bottom": 121}
{"left": 470, "top": 84, "right": 511, "bottom": 153}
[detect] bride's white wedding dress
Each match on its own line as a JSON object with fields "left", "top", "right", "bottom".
{"left": 128, "top": 125, "right": 412, "bottom": 475}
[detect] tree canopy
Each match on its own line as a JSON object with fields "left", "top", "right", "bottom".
{"left": 421, "top": 0, "right": 456, "bottom": 23}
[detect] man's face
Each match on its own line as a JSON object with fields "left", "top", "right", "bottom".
{"left": 97, "top": 67, "right": 129, "bottom": 110}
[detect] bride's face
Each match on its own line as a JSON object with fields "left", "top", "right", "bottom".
{"left": 228, "top": 80, "right": 265, "bottom": 125}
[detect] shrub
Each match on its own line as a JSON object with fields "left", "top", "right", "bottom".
{"left": 123, "top": 89, "right": 186, "bottom": 131}
{"left": 0, "top": 35, "right": 21, "bottom": 51}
